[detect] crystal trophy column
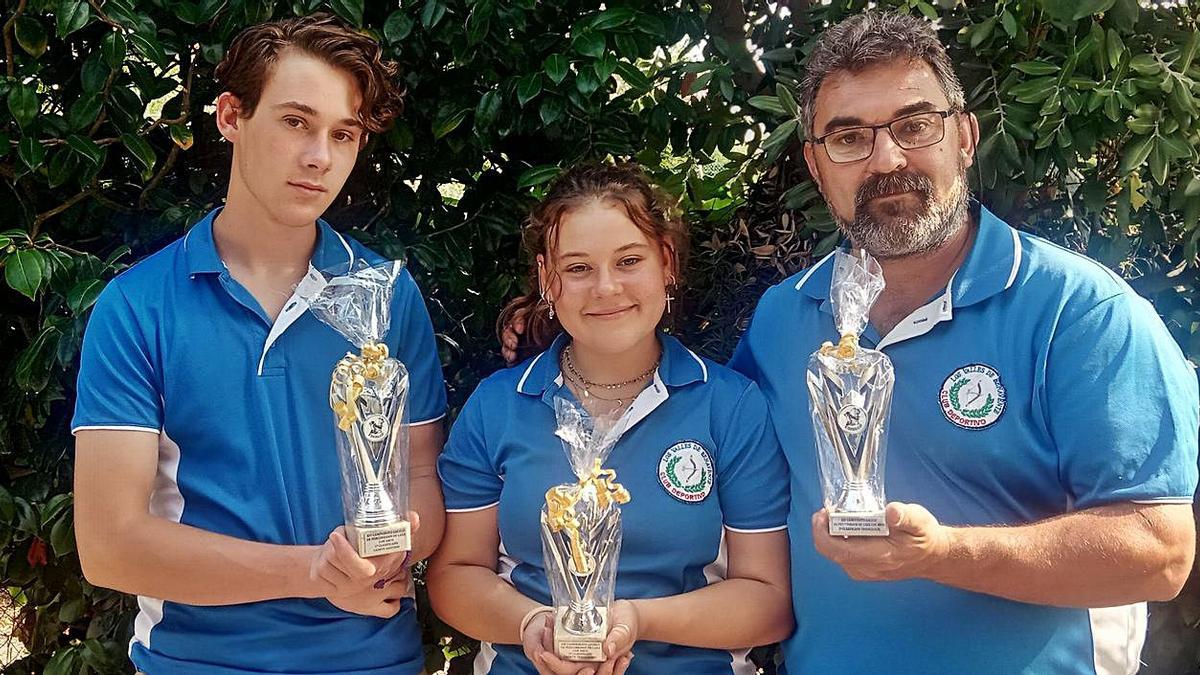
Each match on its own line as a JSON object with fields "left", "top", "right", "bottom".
{"left": 806, "top": 250, "right": 894, "bottom": 536}
{"left": 540, "top": 398, "right": 630, "bottom": 662}
{"left": 307, "top": 260, "right": 412, "bottom": 556}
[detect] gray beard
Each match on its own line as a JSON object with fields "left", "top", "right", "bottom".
{"left": 835, "top": 167, "right": 970, "bottom": 260}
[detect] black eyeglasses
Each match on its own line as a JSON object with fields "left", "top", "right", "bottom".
{"left": 813, "top": 110, "right": 959, "bottom": 164}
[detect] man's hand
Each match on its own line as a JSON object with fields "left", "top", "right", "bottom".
{"left": 327, "top": 576, "right": 408, "bottom": 618}
{"left": 812, "top": 502, "right": 952, "bottom": 582}
{"left": 500, "top": 310, "right": 527, "bottom": 365}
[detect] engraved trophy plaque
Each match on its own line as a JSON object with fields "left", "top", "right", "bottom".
{"left": 540, "top": 398, "right": 630, "bottom": 661}
{"left": 307, "top": 260, "right": 412, "bottom": 556}
{"left": 806, "top": 250, "right": 894, "bottom": 536}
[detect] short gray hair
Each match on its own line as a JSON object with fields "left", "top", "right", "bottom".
{"left": 798, "top": 11, "right": 966, "bottom": 138}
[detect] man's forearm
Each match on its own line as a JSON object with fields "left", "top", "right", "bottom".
{"left": 925, "top": 503, "right": 1195, "bottom": 607}
{"left": 79, "top": 513, "right": 321, "bottom": 605}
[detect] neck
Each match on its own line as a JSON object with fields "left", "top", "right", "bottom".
{"left": 868, "top": 212, "right": 977, "bottom": 335}
{"left": 569, "top": 333, "right": 661, "bottom": 385}
{"left": 214, "top": 178, "right": 318, "bottom": 274}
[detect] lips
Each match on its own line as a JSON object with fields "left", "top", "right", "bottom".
{"left": 587, "top": 306, "right": 635, "bottom": 319}
{"left": 289, "top": 181, "right": 327, "bottom": 194}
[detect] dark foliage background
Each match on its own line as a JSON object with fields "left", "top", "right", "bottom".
{"left": 1, "top": 0, "right": 1197, "bottom": 672}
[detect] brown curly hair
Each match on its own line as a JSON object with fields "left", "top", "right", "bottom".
{"left": 214, "top": 13, "right": 405, "bottom": 134}
{"left": 497, "top": 162, "right": 689, "bottom": 358}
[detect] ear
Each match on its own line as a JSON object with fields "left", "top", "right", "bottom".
{"left": 803, "top": 141, "right": 825, "bottom": 195}
{"left": 659, "top": 241, "right": 676, "bottom": 281}
{"left": 215, "top": 92, "right": 244, "bottom": 143}
{"left": 959, "top": 111, "right": 980, "bottom": 169}
{"left": 536, "top": 254, "right": 550, "bottom": 300}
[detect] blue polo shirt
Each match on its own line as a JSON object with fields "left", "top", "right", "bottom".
{"left": 730, "top": 206, "right": 1198, "bottom": 675}
{"left": 438, "top": 333, "right": 789, "bottom": 675}
{"left": 72, "top": 208, "right": 447, "bottom": 675}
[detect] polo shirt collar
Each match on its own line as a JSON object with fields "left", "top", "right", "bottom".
{"left": 182, "top": 207, "right": 357, "bottom": 278}
{"left": 515, "top": 331, "right": 708, "bottom": 397}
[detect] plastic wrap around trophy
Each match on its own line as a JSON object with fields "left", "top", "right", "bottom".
{"left": 806, "top": 250, "right": 895, "bottom": 536}
{"left": 540, "top": 398, "right": 631, "bottom": 661}
{"left": 306, "top": 260, "right": 412, "bottom": 557}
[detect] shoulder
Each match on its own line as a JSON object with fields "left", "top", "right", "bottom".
{"left": 1014, "top": 231, "right": 1136, "bottom": 316}
{"left": 95, "top": 237, "right": 187, "bottom": 314}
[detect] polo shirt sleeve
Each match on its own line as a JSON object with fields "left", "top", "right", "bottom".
{"left": 716, "top": 381, "right": 789, "bottom": 531}
{"left": 438, "top": 389, "right": 503, "bottom": 511}
{"left": 71, "top": 280, "right": 163, "bottom": 434}
{"left": 1048, "top": 292, "right": 1199, "bottom": 509}
{"left": 390, "top": 270, "right": 448, "bottom": 426}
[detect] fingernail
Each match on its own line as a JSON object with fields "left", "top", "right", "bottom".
{"left": 373, "top": 579, "right": 386, "bottom": 589}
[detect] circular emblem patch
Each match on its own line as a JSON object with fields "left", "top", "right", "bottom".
{"left": 658, "top": 441, "right": 714, "bottom": 503}
{"left": 363, "top": 414, "right": 391, "bottom": 443}
{"left": 836, "top": 404, "right": 867, "bottom": 434}
{"left": 939, "top": 364, "right": 1006, "bottom": 430}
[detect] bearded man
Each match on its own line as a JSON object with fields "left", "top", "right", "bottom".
{"left": 728, "top": 11, "right": 1198, "bottom": 675}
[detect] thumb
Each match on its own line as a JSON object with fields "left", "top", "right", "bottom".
{"left": 887, "top": 502, "right": 936, "bottom": 535}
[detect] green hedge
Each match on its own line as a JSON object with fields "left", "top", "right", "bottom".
{"left": 0, "top": 0, "right": 1197, "bottom": 672}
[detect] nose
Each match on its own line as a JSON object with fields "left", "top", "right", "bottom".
{"left": 865, "top": 127, "right": 907, "bottom": 175}
{"left": 593, "top": 265, "right": 621, "bottom": 297}
{"left": 303, "top": 134, "right": 332, "bottom": 172}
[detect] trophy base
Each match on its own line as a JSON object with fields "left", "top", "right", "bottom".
{"left": 554, "top": 606, "right": 608, "bottom": 662}
{"left": 348, "top": 520, "right": 411, "bottom": 557}
{"left": 829, "top": 510, "right": 889, "bottom": 536}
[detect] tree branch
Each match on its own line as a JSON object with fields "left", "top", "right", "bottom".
{"left": 3, "top": 0, "right": 28, "bottom": 78}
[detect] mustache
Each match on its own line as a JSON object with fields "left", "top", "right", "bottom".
{"left": 855, "top": 171, "right": 936, "bottom": 209}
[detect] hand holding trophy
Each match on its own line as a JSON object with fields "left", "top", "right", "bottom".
{"left": 540, "top": 397, "right": 631, "bottom": 662}
{"left": 806, "top": 250, "right": 895, "bottom": 536}
{"left": 307, "top": 260, "right": 413, "bottom": 557}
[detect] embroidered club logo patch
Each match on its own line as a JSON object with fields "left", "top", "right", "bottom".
{"left": 940, "top": 364, "right": 1006, "bottom": 430}
{"left": 658, "top": 441, "right": 714, "bottom": 503}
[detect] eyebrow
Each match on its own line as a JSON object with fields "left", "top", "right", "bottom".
{"left": 820, "top": 101, "right": 940, "bottom": 135}
{"left": 558, "top": 242, "right": 650, "bottom": 259}
{"left": 274, "top": 101, "right": 362, "bottom": 128}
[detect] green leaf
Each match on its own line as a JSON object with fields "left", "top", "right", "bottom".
{"left": 1001, "top": 11, "right": 1018, "bottom": 38}
{"left": 384, "top": 11, "right": 414, "bottom": 42}
{"left": 121, "top": 133, "right": 156, "bottom": 172}
{"left": 129, "top": 32, "right": 169, "bottom": 67}
{"left": 1179, "top": 30, "right": 1200, "bottom": 73}
{"left": 47, "top": 149, "right": 77, "bottom": 188}
{"left": 574, "top": 31, "right": 605, "bottom": 59}
{"left": 539, "top": 97, "right": 564, "bottom": 126}
{"left": 1185, "top": 176, "right": 1200, "bottom": 198}
{"left": 594, "top": 53, "right": 618, "bottom": 83}
{"left": 1009, "top": 77, "right": 1057, "bottom": 104}
{"left": 421, "top": 0, "right": 446, "bottom": 29}
{"left": 43, "top": 647, "right": 78, "bottom": 675}
{"left": 763, "top": 119, "right": 798, "bottom": 151}
{"left": 614, "top": 61, "right": 650, "bottom": 90}
{"left": 57, "top": 0, "right": 91, "bottom": 38}
{"left": 1124, "top": 117, "right": 1154, "bottom": 135}
{"left": 544, "top": 54, "right": 569, "bottom": 85}
{"left": 18, "top": 136, "right": 45, "bottom": 170}
{"left": 1128, "top": 54, "right": 1159, "bottom": 75}
{"left": 575, "top": 67, "right": 600, "bottom": 96}
{"left": 747, "top": 95, "right": 787, "bottom": 116}
{"left": 474, "top": 90, "right": 500, "bottom": 129}
{"left": 68, "top": 94, "right": 102, "bottom": 131}
{"left": 517, "top": 164, "right": 560, "bottom": 189}
{"left": 58, "top": 597, "right": 84, "bottom": 624}
{"left": 67, "top": 134, "right": 103, "bottom": 167}
{"left": 1071, "top": 0, "right": 1116, "bottom": 20}
{"left": 14, "top": 17, "right": 48, "bottom": 57}
{"left": 1120, "top": 134, "right": 1154, "bottom": 174}
{"left": 330, "top": 0, "right": 364, "bottom": 26}
{"left": 170, "top": 123, "right": 194, "bottom": 150}
{"left": 50, "top": 513, "right": 75, "bottom": 557}
{"left": 1148, "top": 142, "right": 1168, "bottom": 185}
{"left": 8, "top": 84, "right": 38, "bottom": 129}
{"left": 1013, "top": 61, "right": 1060, "bottom": 76}
{"left": 6, "top": 249, "right": 47, "bottom": 299}
{"left": 102, "top": 32, "right": 126, "bottom": 68}
{"left": 1107, "top": 0, "right": 1139, "bottom": 32}
{"left": 590, "top": 7, "right": 636, "bottom": 31}
{"left": 1105, "top": 29, "right": 1125, "bottom": 70}
{"left": 969, "top": 17, "right": 996, "bottom": 50}
{"left": 776, "top": 84, "right": 799, "bottom": 118}
{"left": 1159, "top": 134, "right": 1192, "bottom": 160}
{"left": 68, "top": 278, "right": 106, "bottom": 313}
{"left": 516, "top": 73, "right": 542, "bottom": 106}
{"left": 432, "top": 108, "right": 469, "bottom": 139}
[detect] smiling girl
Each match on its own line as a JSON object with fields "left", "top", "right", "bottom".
{"left": 428, "top": 163, "right": 793, "bottom": 675}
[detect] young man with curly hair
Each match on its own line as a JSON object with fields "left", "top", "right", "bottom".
{"left": 72, "top": 14, "right": 446, "bottom": 674}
